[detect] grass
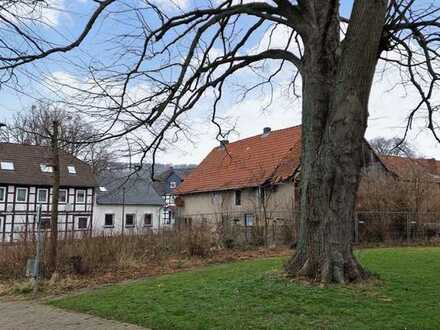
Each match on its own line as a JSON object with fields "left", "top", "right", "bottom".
{"left": 49, "top": 247, "right": 440, "bottom": 330}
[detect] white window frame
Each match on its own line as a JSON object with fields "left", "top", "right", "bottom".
{"left": 104, "top": 213, "right": 115, "bottom": 228}
{"left": 76, "top": 189, "right": 86, "bottom": 203}
{"left": 40, "top": 164, "right": 53, "bottom": 173}
{"left": 125, "top": 213, "right": 136, "bottom": 227}
{"left": 169, "top": 181, "right": 177, "bottom": 189}
{"left": 0, "top": 161, "right": 14, "bottom": 171}
{"left": 0, "top": 187, "right": 5, "bottom": 202}
{"left": 16, "top": 187, "right": 28, "bottom": 203}
{"left": 67, "top": 165, "right": 77, "bottom": 174}
{"left": 59, "top": 189, "right": 68, "bottom": 204}
{"left": 37, "top": 188, "right": 49, "bottom": 203}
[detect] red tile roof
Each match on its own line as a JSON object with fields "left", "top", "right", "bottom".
{"left": 176, "top": 126, "right": 302, "bottom": 194}
{"left": 379, "top": 155, "right": 440, "bottom": 181}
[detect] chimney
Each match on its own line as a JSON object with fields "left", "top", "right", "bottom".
{"left": 263, "top": 127, "right": 271, "bottom": 135}
{"left": 219, "top": 140, "right": 229, "bottom": 148}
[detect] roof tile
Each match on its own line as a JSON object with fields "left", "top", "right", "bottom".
{"left": 176, "top": 126, "right": 302, "bottom": 194}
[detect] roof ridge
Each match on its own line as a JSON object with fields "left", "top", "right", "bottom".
{"left": 221, "top": 125, "right": 302, "bottom": 147}
{"left": 380, "top": 154, "right": 440, "bottom": 163}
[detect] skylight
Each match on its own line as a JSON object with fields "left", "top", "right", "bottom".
{"left": 40, "top": 164, "right": 54, "bottom": 173}
{"left": 0, "top": 161, "right": 14, "bottom": 171}
{"left": 67, "top": 165, "right": 77, "bottom": 174}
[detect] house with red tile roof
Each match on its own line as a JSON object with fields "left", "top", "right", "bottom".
{"left": 175, "top": 126, "right": 384, "bottom": 226}
{"left": 379, "top": 155, "right": 440, "bottom": 182}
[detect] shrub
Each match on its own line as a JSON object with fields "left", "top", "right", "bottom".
{"left": 0, "top": 225, "right": 219, "bottom": 280}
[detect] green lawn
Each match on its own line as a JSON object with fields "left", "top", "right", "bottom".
{"left": 50, "top": 247, "right": 440, "bottom": 330}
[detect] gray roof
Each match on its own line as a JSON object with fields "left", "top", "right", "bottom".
{"left": 153, "top": 166, "right": 195, "bottom": 196}
{"left": 96, "top": 169, "right": 164, "bottom": 206}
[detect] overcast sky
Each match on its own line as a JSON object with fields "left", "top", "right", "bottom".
{"left": 0, "top": 0, "right": 439, "bottom": 165}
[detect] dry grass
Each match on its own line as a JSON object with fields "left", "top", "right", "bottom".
{"left": 0, "top": 224, "right": 292, "bottom": 296}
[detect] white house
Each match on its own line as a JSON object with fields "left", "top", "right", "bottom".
{"left": 153, "top": 166, "right": 194, "bottom": 226}
{"left": 0, "top": 143, "right": 96, "bottom": 242}
{"left": 93, "top": 167, "right": 164, "bottom": 233}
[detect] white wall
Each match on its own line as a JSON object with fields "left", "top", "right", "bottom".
{"left": 93, "top": 204, "right": 162, "bottom": 234}
{"left": 0, "top": 185, "right": 94, "bottom": 242}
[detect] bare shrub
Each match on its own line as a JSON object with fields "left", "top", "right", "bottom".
{"left": 0, "top": 225, "right": 219, "bottom": 280}
{"left": 0, "top": 242, "right": 36, "bottom": 280}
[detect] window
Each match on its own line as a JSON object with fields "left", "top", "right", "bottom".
{"left": 244, "top": 214, "right": 254, "bottom": 227}
{"left": 59, "top": 189, "right": 67, "bottom": 203}
{"left": 184, "top": 217, "right": 192, "bottom": 226}
{"left": 0, "top": 187, "right": 5, "bottom": 202}
{"left": 67, "top": 165, "right": 77, "bottom": 174}
{"left": 37, "top": 189, "right": 48, "bottom": 203}
{"left": 16, "top": 188, "right": 27, "bottom": 202}
{"left": 169, "top": 181, "right": 177, "bottom": 189}
{"left": 99, "top": 186, "right": 107, "bottom": 192}
{"left": 0, "top": 161, "right": 14, "bottom": 171}
{"left": 165, "top": 210, "right": 172, "bottom": 225}
{"left": 125, "top": 214, "right": 135, "bottom": 227}
{"left": 235, "top": 190, "right": 241, "bottom": 206}
{"left": 40, "top": 216, "right": 51, "bottom": 230}
{"left": 76, "top": 190, "right": 86, "bottom": 203}
{"left": 104, "top": 214, "right": 114, "bottom": 227}
{"left": 78, "top": 217, "right": 88, "bottom": 229}
{"left": 40, "top": 164, "right": 53, "bottom": 173}
{"left": 144, "top": 214, "right": 153, "bottom": 227}
{"left": 259, "top": 188, "right": 265, "bottom": 202}
{"left": 165, "top": 194, "right": 175, "bottom": 205}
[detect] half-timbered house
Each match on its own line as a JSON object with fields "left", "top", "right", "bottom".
{"left": 0, "top": 143, "right": 96, "bottom": 242}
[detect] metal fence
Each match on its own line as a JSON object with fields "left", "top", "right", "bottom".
{"left": 355, "top": 210, "right": 440, "bottom": 243}
{"left": 4, "top": 209, "right": 440, "bottom": 246}
{"left": 176, "top": 210, "right": 440, "bottom": 246}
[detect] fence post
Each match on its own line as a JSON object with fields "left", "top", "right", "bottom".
{"left": 32, "top": 205, "right": 43, "bottom": 297}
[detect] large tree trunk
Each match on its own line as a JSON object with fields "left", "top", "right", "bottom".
{"left": 285, "top": 0, "right": 388, "bottom": 283}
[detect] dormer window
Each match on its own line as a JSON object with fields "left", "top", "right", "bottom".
{"left": 67, "top": 165, "right": 77, "bottom": 174}
{"left": 169, "top": 181, "right": 177, "bottom": 189}
{"left": 0, "top": 161, "right": 14, "bottom": 171}
{"left": 40, "top": 164, "right": 53, "bottom": 173}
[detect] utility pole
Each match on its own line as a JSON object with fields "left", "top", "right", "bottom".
{"left": 32, "top": 205, "right": 43, "bottom": 297}
{"left": 48, "top": 119, "right": 60, "bottom": 275}
{"left": 121, "top": 187, "right": 126, "bottom": 234}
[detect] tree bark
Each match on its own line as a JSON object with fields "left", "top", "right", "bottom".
{"left": 48, "top": 120, "right": 60, "bottom": 275}
{"left": 285, "top": 0, "right": 388, "bottom": 283}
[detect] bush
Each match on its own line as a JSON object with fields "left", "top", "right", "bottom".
{"left": 0, "top": 225, "right": 218, "bottom": 280}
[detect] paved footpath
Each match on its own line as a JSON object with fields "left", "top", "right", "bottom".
{"left": 0, "top": 299, "right": 146, "bottom": 330}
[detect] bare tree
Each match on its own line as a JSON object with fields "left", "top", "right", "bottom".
{"left": 0, "top": 102, "right": 112, "bottom": 174}
{"left": 1, "top": 1, "right": 439, "bottom": 283}
{"left": 0, "top": 102, "right": 112, "bottom": 274}
{"left": 370, "top": 137, "right": 416, "bottom": 157}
